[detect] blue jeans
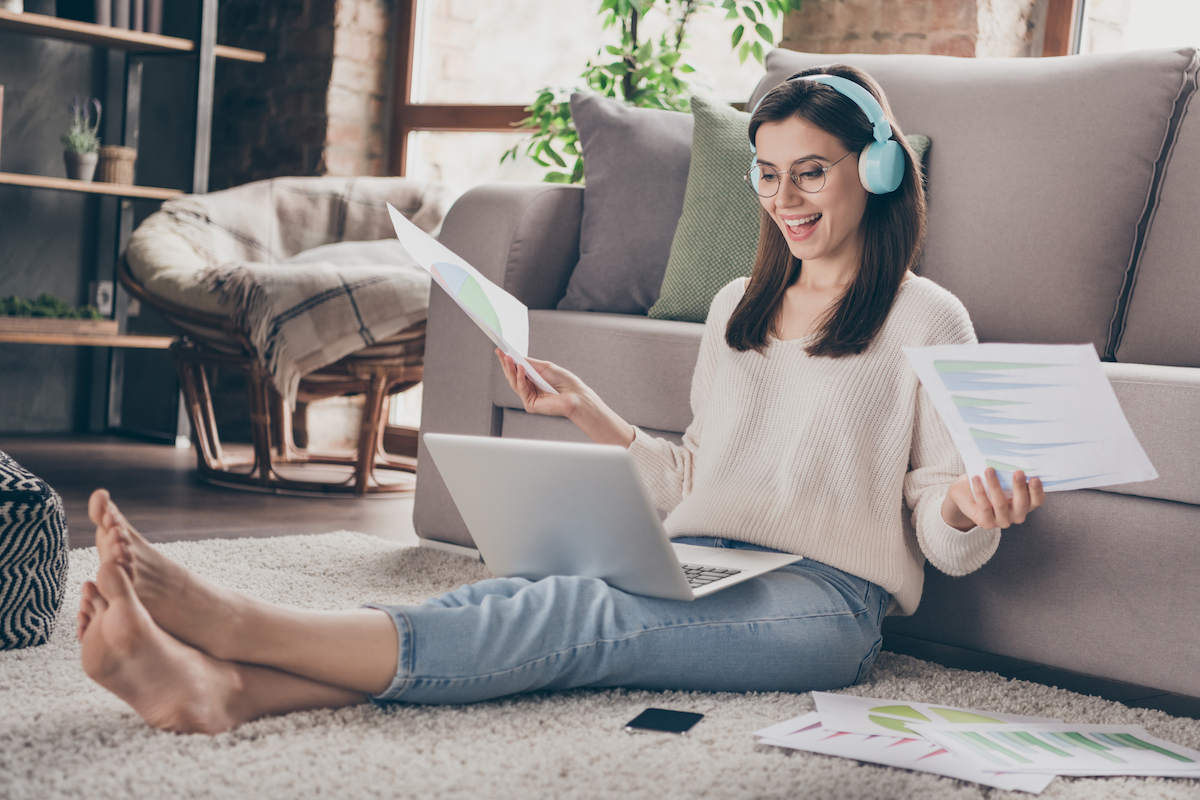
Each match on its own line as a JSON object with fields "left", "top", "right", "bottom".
{"left": 367, "top": 537, "right": 889, "bottom": 705}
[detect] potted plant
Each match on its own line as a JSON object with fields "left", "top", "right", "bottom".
{"left": 62, "top": 95, "right": 101, "bottom": 182}
{"left": 504, "top": 0, "right": 801, "bottom": 183}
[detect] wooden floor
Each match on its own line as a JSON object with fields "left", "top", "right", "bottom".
{"left": 0, "top": 435, "right": 418, "bottom": 548}
{"left": 2, "top": 434, "right": 1197, "bottom": 721}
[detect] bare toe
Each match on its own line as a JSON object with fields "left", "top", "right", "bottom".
{"left": 88, "top": 488, "right": 112, "bottom": 527}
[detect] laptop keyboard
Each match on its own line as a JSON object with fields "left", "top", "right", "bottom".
{"left": 680, "top": 563, "right": 742, "bottom": 589}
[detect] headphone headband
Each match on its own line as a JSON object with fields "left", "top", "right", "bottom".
{"left": 802, "top": 74, "right": 893, "bottom": 144}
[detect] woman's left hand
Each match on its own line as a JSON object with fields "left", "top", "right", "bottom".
{"left": 941, "top": 468, "right": 1045, "bottom": 532}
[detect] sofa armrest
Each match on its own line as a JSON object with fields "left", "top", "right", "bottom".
{"left": 436, "top": 182, "right": 583, "bottom": 310}
{"left": 1097, "top": 361, "right": 1200, "bottom": 505}
{"left": 415, "top": 183, "right": 583, "bottom": 548}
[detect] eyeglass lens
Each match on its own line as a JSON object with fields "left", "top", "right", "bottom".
{"left": 748, "top": 160, "right": 828, "bottom": 197}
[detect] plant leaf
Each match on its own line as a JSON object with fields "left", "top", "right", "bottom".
{"left": 755, "top": 22, "right": 773, "bottom": 44}
{"left": 731, "top": 23, "right": 744, "bottom": 47}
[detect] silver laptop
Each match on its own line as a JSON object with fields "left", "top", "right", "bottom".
{"left": 422, "top": 433, "right": 802, "bottom": 601}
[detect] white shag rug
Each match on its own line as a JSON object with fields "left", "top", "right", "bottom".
{"left": 2, "top": 532, "right": 1199, "bottom": 800}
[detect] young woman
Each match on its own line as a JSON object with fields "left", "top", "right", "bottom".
{"left": 78, "top": 64, "right": 1043, "bottom": 734}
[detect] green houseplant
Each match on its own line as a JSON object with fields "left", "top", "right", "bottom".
{"left": 62, "top": 95, "right": 102, "bottom": 182}
{"left": 503, "top": 0, "right": 801, "bottom": 183}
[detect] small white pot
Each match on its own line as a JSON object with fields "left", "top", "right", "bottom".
{"left": 64, "top": 151, "right": 99, "bottom": 182}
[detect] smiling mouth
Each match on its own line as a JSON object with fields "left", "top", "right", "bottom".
{"left": 783, "top": 213, "right": 822, "bottom": 228}
{"left": 782, "top": 212, "right": 822, "bottom": 238}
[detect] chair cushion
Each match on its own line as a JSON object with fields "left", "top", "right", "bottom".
{"left": 126, "top": 176, "right": 448, "bottom": 318}
{"left": 0, "top": 451, "right": 68, "bottom": 650}
{"left": 556, "top": 92, "right": 694, "bottom": 315}
{"left": 649, "top": 92, "right": 930, "bottom": 324}
{"left": 281, "top": 239, "right": 416, "bottom": 268}
{"left": 748, "top": 48, "right": 1194, "bottom": 355}
{"left": 1114, "top": 49, "right": 1200, "bottom": 368}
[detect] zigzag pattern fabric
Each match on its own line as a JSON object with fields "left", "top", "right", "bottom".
{"left": 0, "top": 451, "right": 68, "bottom": 650}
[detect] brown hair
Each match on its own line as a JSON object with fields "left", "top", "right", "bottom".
{"left": 725, "top": 64, "right": 927, "bottom": 358}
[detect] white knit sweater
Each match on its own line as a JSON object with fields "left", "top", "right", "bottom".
{"left": 628, "top": 276, "right": 1001, "bottom": 616}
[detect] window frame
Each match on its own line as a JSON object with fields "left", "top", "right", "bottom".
{"left": 386, "top": 0, "right": 529, "bottom": 177}
{"left": 1044, "top": 0, "right": 1084, "bottom": 57}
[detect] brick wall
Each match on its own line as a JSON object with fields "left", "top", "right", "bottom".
{"left": 210, "top": 0, "right": 390, "bottom": 191}
{"left": 325, "top": 0, "right": 390, "bottom": 177}
{"left": 781, "top": 0, "right": 1047, "bottom": 58}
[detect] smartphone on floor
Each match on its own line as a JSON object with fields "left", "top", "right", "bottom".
{"left": 624, "top": 708, "right": 704, "bottom": 735}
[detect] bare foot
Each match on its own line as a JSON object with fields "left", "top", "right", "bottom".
{"left": 88, "top": 489, "right": 245, "bottom": 661}
{"left": 79, "top": 559, "right": 244, "bottom": 734}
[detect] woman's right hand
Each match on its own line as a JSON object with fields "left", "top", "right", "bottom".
{"left": 495, "top": 349, "right": 636, "bottom": 448}
{"left": 496, "top": 349, "right": 588, "bottom": 419}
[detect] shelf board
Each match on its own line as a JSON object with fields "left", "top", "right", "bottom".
{"left": 0, "top": 331, "right": 174, "bottom": 349}
{"left": 0, "top": 10, "right": 266, "bottom": 62}
{"left": 0, "top": 172, "right": 183, "bottom": 200}
{"left": 0, "top": 317, "right": 117, "bottom": 336}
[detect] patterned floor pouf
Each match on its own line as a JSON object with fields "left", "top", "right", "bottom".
{"left": 0, "top": 451, "right": 69, "bottom": 649}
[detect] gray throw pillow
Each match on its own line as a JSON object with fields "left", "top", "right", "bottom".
{"left": 556, "top": 92, "right": 694, "bottom": 315}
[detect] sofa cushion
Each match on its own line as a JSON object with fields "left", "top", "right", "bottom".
{"left": 648, "top": 92, "right": 931, "bottom": 324}
{"left": 647, "top": 94, "right": 762, "bottom": 324}
{"left": 556, "top": 93, "right": 693, "bottom": 315}
{"left": 491, "top": 309, "right": 704, "bottom": 434}
{"left": 749, "top": 49, "right": 1194, "bottom": 356}
{"left": 0, "top": 451, "right": 69, "bottom": 650}
{"left": 1114, "top": 49, "right": 1200, "bottom": 368}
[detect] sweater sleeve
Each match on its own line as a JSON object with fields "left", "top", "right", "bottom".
{"left": 627, "top": 279, "right": 742, "bottom": 512}
{"left": 904, "top": 294, "right": 1002, "bottom": 576}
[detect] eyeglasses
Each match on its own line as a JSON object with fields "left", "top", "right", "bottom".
{"left": 743, "top": 151, "right": 854, "bottom": 197}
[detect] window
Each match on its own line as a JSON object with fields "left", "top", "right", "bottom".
{"left": 1043, "top": 0, "right": 1199, "bottom": 57}
{"left": 1078, "top": 0, "right": 1200, "bottom": 54}
{"left": 389, "top": 0, "right": 784, "bottom": 200}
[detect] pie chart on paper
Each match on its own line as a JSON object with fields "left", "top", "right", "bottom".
{"left": 430, "top": 261, "right": 502, "bottom": 337}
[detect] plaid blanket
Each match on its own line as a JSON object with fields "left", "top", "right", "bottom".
{"left": 153, "top": 177, "right": 447, "bottom": 407}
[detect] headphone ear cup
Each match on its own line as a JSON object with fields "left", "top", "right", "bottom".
{"left": 858, "top": 139, "right": 904, "bottom": 194}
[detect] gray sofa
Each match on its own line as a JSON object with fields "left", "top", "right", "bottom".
{"left": 414, "top": 48, "right": 1200, "bottom": 698}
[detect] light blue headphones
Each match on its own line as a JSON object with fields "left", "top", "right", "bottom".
{"left": 749, "top": 73, "right": 904, "bottom": 195}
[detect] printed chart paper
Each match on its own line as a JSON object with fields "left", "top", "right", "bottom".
{"left": 811, "top": 691, "right": 1060, "bottom": 739}
{"left": 756, "top": 712, "right": 1054, "bottom": 794}
{"left": 911, "top": 722, "right": 1200, "bottom": 777}
{"left": 387, "top": 203, "right": 557, "bottom": 394}
{"left": 902, "top": 343, "right": 1156, "bottom": 494}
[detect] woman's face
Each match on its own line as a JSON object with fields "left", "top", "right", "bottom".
{"left": 754, "top": 115, "right": 870, "bottom": 272}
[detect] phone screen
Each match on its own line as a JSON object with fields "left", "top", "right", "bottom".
{"left": 624, "top": 708, "right": 704, "bottom": 735}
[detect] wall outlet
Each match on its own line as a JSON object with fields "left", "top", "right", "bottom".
{"left": 89, "top": 280, "right": 114, "bottom": 315}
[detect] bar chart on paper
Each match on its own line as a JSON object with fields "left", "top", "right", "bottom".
{"left": 755, "top": 712, "right": 1055, "bottom": 793}
{"left": 912, "top": 723, "right": 1200, "bottom": 777}
{"left": 903, "top": 343, "right": 1157, "bottom": 493}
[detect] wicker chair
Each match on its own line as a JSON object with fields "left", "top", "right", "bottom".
{"left": 122, "top": 177, "right": 445, "bottom": 495}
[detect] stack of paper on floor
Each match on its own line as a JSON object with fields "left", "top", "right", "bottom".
{"left": 755, "top": 693, "right": 1200, "bottom": 795}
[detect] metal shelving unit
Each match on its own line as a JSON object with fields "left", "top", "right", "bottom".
{"left": 0, "top": 3, "right": 263, "bottom": 438}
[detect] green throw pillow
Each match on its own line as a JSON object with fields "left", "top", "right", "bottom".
{"left": 648, "top": 93, "right": 931, "bottom": 323}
